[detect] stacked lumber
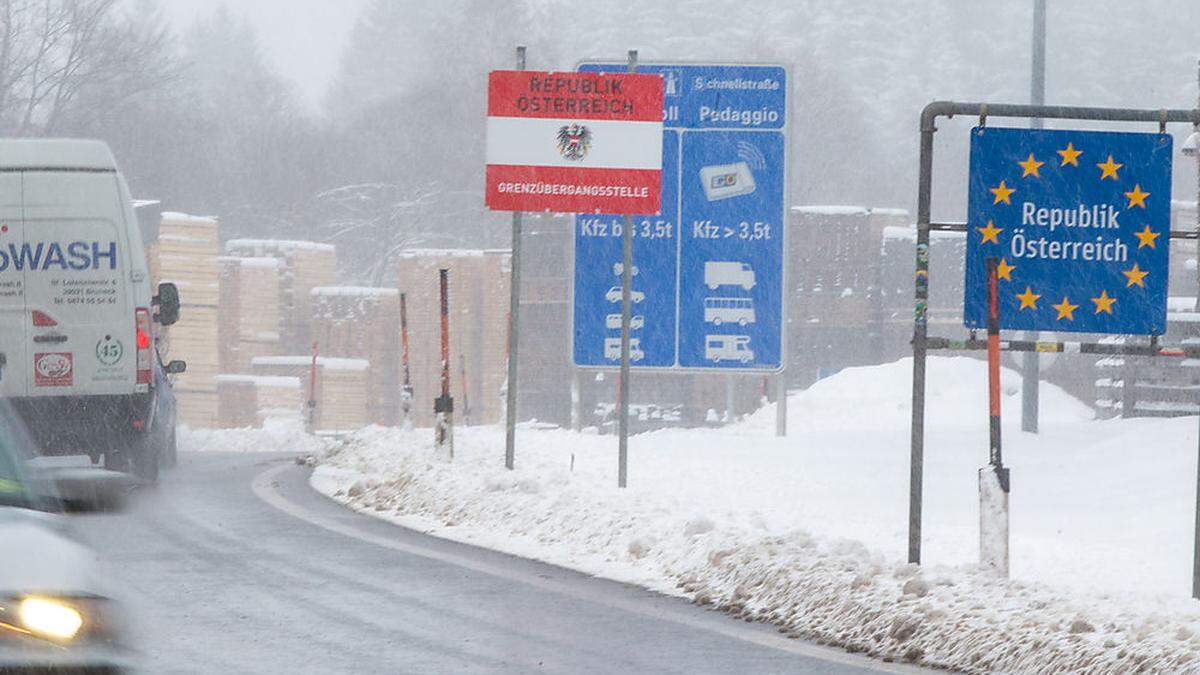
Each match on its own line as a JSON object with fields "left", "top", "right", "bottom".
{"left": 311, "top": 287, "right": 400, "bottom": 426}
{"left": 151, "top": 212, "right": 220, "bottom": 427}
{"left": 218, "top": 257, "right": 284, "bottom": 372}
{"left": 215, "top": 374, "right": 304, "bottom": 428}
{"left": 250, "top": 356, "right": 370, "bottom": 433}
{"left": 224, "top": 240, "right": 337, "bottom": 354}
{"left": 394, "top": 249, "right": 511, "bottom": 428}
{"left": 214, "top": 376, "right": 256, "bottom": 428}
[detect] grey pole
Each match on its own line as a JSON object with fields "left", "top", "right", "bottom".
{"left": 775, "top": 373, "right": 787, "bottom": 436}
{"left": 571, "top": 369, "right": 582, "bottom": 432}
{"left": 617, "top": 49, "right": 638, "bottom": 488}
{"left": 1191, "top": 57, "right": 1200, "bottom": 600}
{"left": 504, "top": 45, "right": 526, "bottom": 471}
{"left": 1021, "top": 0, "right": 1046, "bottom": 434}
{"left": 724, "top": 374, "right": 735, "bottom": 422}
{"left": 909, "top": 108, "right": 937, "bottom": 565}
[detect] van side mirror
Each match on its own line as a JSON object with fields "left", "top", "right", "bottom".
{"left": 154, "top": 282, "right": 180, "bottom": 326}
{"left": 164, "top": 360, "right": 187, "bottom": 375}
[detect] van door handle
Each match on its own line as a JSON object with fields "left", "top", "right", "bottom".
{"left": 33, "top": 335, "right": 68, "bottom": 344}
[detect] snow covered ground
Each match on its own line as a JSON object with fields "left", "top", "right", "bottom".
{"left": 300, "top": 356, "right": 1200, "bottom": 672}
{"left": 181, "top": 418, "right": 331, "bottom": 456}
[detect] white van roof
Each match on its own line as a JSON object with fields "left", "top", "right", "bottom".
{"left": 0, "top": 139, "right": 117, "bottom": 171}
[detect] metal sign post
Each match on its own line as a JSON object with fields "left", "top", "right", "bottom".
{"left": 504, "top": 45, "right": 525, "bottom": 471}
{"left": 435, "top": 268, "right": 454, "bottom": 460}
{"left": 459, "top": 354, "right": 471, "bottom": 426}
{"left": 307, "top": 340, "right": 318, "bottom": 432}
{"left": 618, "top": 49, "right": 638, "bottom": 489}
{"left": 1022, "top": 0, "right": 1048, "bottom": 434}
{"left": 489, "top": 46, "right": 662, "bottom": 470}
{"left": 980, "top": 257, "right": 1010, "bottom": 575}
{"left": 907, "top": 99, "right": 1200, "bottom": 570}
{"left": 1189, "top": 57, "right": 1200, "bottom": 600}
{"left": 775, "top": 374, "right": 787, "bottom": 436}
{"left": 399, "top": 292, "right": 413, "bottom": 431}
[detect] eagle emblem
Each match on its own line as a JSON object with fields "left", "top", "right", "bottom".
{"left": 556, "top": 124, "right": 591, "bottom": 161}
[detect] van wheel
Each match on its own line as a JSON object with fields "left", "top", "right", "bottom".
{"left": 131, "top": 431, "right": 160, "bottom": 484}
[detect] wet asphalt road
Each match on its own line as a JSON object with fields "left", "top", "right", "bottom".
{"left": 70, "top": 451, "right": 914, "bottom": 674}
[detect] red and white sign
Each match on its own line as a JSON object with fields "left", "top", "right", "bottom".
{"left": 34, "top": 352, "right": 73, "bottom": 387}
{"left": 486, "top": 70, "right": 663, "bottom": 214}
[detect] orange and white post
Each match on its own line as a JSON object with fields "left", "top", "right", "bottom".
{"left": 980, "top": 257, "right": 1011, "bottom": 576}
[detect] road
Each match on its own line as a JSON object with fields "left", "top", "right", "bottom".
{"left": 73, "top": 452, "right": 913, "bottom": 674}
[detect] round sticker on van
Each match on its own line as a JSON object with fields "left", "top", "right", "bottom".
{"left": 34, "top": 352, "right": 73, "bottom": 387}
{"left": 96, "top": 336, "right": 124, "bottom": 366}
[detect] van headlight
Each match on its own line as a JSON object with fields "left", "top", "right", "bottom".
{"left": 18, "top": 596, "right": 84, "bottom": 641}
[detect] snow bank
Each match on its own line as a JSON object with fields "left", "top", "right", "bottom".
{"left": 225, "top": 239, "right": 335, "bottom": 254}
{"left": 180, "top": 418, "right": 329, "bottom": 455}
{"left": 160, "top": 212, "right": 217, "bottom": 226}
{"left": 881, "top": 225, "right": 967, "bottom": 241}
{"left": 740, "top": 356, "right": 1092, "bottom": 433}
{"left": 308, "top": 357, "right": 1200, "bottom": 672}
{"left": 250, "top": 356, "right": 370, "bottom": 371}
{"left": 213, "top": 374, "right": 301, "bottom": 389}
{"left": 791, "top": 205, "right": 870, "bottom": 216}
{"left": 395, "top": 248, "right": 509, "bottom": 258}
{"left": 310, "top": 286, "right": 400, "bottom": 298}
{"left": 217, "top": 256, "right": 283, "bottom": 269}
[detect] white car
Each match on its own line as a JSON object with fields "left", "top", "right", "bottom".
{"left": 605, "top": 286, "right": 645, "bottom": 304}
{"left": 0, "top": 140, "right": 185, "bottom": 483}
{"left": 612, "top": 262, "right": 639, "bottom": 277}
{"left": 605, "top": 314, "right": 645, "bottom": 330}
{"left": 0, "top": 401, "right": 132, "bottom": 672}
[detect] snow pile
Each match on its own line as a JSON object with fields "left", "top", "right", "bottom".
{"left": 225, "top": 239, "right": 335, "bottom": 254}
{"left": 249, "top": 355, "right": 369, "bottom": 371}
{"left": 310, "top": 357, "right": 1200, "bottom": 672}
{"left": 740, "top": 357, "right": 1092, "bottom": 433}
{"left": 181, "top": 418, "right": 330, "bottom": 455}
{"left": 310, "top": 286, "right": 399, "bottom": 298}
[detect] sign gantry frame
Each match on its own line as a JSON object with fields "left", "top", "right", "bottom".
{"left": 909, "top": 100, "right": 1200, "bottom": 570}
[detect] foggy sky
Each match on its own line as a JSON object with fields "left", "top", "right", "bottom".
{"left": 161, "top": 0, "right": 369, "bottom": 108}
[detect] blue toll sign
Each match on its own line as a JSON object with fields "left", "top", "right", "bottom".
{"left": 572, "top": 132, "right": 679, "bottom": 368}
{"left": 573, "top": 63, "right": 787, "bottom": 371}
{"left": 964, "top": 127, "right": 1172, "bottom": 335}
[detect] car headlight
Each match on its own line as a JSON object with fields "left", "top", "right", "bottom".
{"left": 18, "top": 596, "right": 83, "bottom": 641}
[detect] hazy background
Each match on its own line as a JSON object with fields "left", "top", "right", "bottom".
{"left": 3, "top": 0, "right": 1198, "bottom": 282}
{"left": 159, "top": 0, "right": 368, "bottom": 109}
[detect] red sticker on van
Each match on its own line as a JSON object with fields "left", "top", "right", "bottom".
{"left": 34, "top": 352, "right": 73, "bottom": 387}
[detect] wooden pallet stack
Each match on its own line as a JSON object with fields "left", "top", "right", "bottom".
{"left": 249, "top": 356, "right": 370, "bottom": 433}
{"left": 394, "top": 249, "right": 511, "bottom": 427}
{"left": 218, "top": 257, "right": 284, "bottom": 372}
{"left": 311, "top": 287, "right": 401, "bottom": 426}
{"left": 214, "top": 374, "right": 304, "bottom": 428}
{"left": 149, "top": 212, "right": 221, "bottom": 427}
{"left": 224, "top": 240, "right": 337, "bottom": 354}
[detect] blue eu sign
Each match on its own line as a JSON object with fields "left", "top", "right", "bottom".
{"left": 573, "top": 63, "right": 787, "bottom": 370}
{"left": 964, "top": 127, "right": 1172, "bottom": 335}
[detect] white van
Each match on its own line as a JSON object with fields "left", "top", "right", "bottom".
{"left": 0, "top": 139, "right": 183, "bottom": 481}
{"left": 705, "top": 335, "right": 754, "bottom": 363}
{"left": 604, "top": 337, "right": 644, "bottom": 362}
